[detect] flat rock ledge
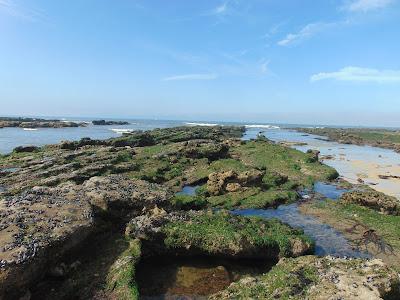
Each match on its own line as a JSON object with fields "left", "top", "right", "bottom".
{"left": 210, "top": 255, "right": 400, "bottom": 300}
{"left": 0, "top": 175, "right": 170, "bottom": 299}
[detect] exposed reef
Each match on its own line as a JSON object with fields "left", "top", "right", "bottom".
{"left": 0, "top": 117, "right": 86, "bottom": 129}
{"left": 92, "top": 119, "right": 130, "bottom": 125}
{"left": 0, "top": 125, "right": 398, "bottom": 299}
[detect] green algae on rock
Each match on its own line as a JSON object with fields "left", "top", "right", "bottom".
{"left": 127, "top": 209, "right": 314, "bottom": 259}
{"left": 210, "top": 255, "right": 400, "bottom": 300}
{"left": 105, "top": 238, "right": 142, "bottom": 300}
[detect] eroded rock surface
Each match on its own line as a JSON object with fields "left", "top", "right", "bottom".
{"left": 207, "top": 169, "right": 264, "bottom": 196}
{"left": 0, "top": 175, "right": 170, "bottom": 299}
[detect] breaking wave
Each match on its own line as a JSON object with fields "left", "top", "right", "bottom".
{"left": 245, "top": 124, "right": 280, "bottom": 129}
{"left": 110, "top": 128, "right": 135, "bottom": 134}
{"left": 185, "top": 122, "right": 219, "bottom": 127}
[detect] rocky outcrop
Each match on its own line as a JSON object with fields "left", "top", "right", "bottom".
{"left": 210, "top": 255, "right": 400, "bottom": 300}
{"left": 92, "top": 120, "right": 130, "bottom": 125}
{"left": 0, "top": 184, "right": 94, "bottom": 299}
{"left": 207, "top": 169, "right": 264, "bottom": 195}
{"left": 341, "top": 190, "right": 400, "bottom": 215}
{"left": 181, "top": 140, "right": 229, "bottom": 160}
{"left": 0, "top": 175, "right": 170, "bottom": 299}
{"left": 0, "top": 117, "right": 86, "bottom": 129}
{"left": 126, "top": 209, "right": 313, "bottom": 260}
{"left": 13, "top": 146, "right": 39, "bottom": 153}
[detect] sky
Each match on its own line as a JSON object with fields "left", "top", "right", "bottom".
{"left": 0, "top": 0, "right": 400, "bottom": 126}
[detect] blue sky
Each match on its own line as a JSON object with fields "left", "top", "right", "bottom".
{"left": 1, "top": 0, "right": 400, "bottom": 126}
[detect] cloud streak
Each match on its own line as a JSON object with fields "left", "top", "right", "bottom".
{"left": 344, "top": 0, "right": 393, "bottom": 12}
{"left": 311, "top": 66, "right": 400, "bottom": 83}
{"left": 277, "top": 22, "right": 339, "bottom": 46}
{"left": 0, "top": 0, "right": 42, "bottom": 21}
{"left": 162, "top": 73, "right": 218, "bottom": 81}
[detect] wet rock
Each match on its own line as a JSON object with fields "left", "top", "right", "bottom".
{"left": 341, "top": 190, "right": 400, "bottom": 215}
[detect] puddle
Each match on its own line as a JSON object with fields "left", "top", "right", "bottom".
{"left": 313, "top": 182, "right": 349, "bottom": 200}
{"left": 176, "top": 185, "right": 201, "bottom": 196}
{"left": 137, "top": 256, "right": 276, "bottom": 300}
{"left": 233, "top": 182, "right": 366, "bottom": 258}
{"left": 233, "top": 204, "right": 369, "bottom": 258}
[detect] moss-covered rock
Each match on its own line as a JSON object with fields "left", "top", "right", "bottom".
{"left": 126, "top": 210, "right": 314, "bottom": 259}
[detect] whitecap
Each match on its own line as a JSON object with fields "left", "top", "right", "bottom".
{"left": 110, "top": 128, "right": 135, "bottom": 134}
{"left": 245, "top": 124, "right": 280, "bottom": 129}
{"left": 185, "top": 122, "right": 218, "bottom": 127}
{"left": 22, "top": 128, "right": 38, "bottom": 131}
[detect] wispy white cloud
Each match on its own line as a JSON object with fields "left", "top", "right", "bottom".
{"left": 162, "top": 73, "right": 218, "bottom": 81}
{"left": 260, "top": 59, "right": 270, "bottom": 74}
{"left": 0, "top": 0, "right": 42, "bottom": 21}
{"left": 277, "top": 22, "right": 341, "bottom": 46}
{"left": 263, "top": 22, "right": 285, "bottom": 40}
{"left": 344, "top": 0, "right": 393, "bottom": 12}
{"left": 213, "top": 2, "right": 228, "bottom": 15}
{"left": 310, "top": 66, "right": 400, "bottom": 83}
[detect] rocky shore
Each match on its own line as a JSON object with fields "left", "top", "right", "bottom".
{"left": 294, "top": 127, "right": 400, "bottom": 153}
{"left": 0, "top": 117, "right": 86, "bottom": 129}
{"left": 0, "top": 126, "right": 399, "bottom": 299}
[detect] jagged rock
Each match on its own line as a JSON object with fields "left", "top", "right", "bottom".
{"left": 341, "top": 190, "right": 400, "bottom": 215}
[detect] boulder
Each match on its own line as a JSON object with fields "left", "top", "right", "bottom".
{"left": 207, "top": 169, "right": 264, "bottom": 195}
